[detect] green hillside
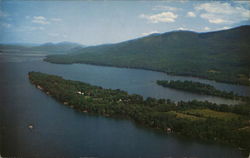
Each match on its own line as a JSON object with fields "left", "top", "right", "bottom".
{"left": 45, "top": 26, "right": 250, "bottom": 85}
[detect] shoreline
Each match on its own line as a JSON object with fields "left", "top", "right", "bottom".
{"left": 44, "top": 58, "right": 250, "bottom": 87}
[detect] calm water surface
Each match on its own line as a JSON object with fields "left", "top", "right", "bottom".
{"left": 1, "top": 54, "right": 249, "bottom": 158}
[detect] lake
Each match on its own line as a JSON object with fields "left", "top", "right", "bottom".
{"left": 1, "top": 53, "right": 249, "bottom": 158}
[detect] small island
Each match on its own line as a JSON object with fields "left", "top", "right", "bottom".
{"left": 157, "top": 80, "right": 249, "bottom": 101}
{"left": 28, "top": 72, "right": 250, "bottom": 155}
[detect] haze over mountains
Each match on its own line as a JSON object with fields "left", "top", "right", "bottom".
{"left": 0, "top": 41, "right": 85, "bottom": 54}
{"left": 45, "top": 25, "right": 250, "bottom": 85}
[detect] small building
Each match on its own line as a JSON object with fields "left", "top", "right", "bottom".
{"left": 166, "top": 128, "right": 172, "bottom": 133}
{"left": 37, "top": 85, "right": 43, "bottom": 90}
{"left": 77, "top": 91, "right": 84, "bottom": 95}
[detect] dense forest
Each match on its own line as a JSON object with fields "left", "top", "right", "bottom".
{"left": 29, "top": 72, "right": 250, "bottom": 156}
{"left": 45, "top": 26, "right": 250, "bottom": 85}
{"left": 157, "top": 80, "right": 250, "bottom": 101}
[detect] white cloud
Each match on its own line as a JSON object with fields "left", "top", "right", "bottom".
{"left": 177, "top": 27, "right": 196, "bottom": 31}
{"left": 50, "top": 18, "right": 62, "bottom": 22}
{"left": 178, "top": 27, "right": 187, "bottom": 30}
{"left": 152, "top": 6, "right": 180, "bottom": 11}
{"left": 32, "top": 16, "right": 50, "bottom": 25}
{"left": 209, "top": 19, "right": 227, "bottom": 24}
{"left": 141, "top": 30, "right": 159, "bottom": 36}
{"left": 196, "top": 3, "right": 229, "bottom": 14}
{"left": 200, "top": 14, "right": 230, "bottom": 24}
{"left": 140, "top": 12, "right": 178, "bottom": 23}
{"left": 186, "top": 11, "right": 196, "bottom": 17}
{"left": 195, "top": 2, "right": 250, "bottom": 24}
{"left": 178, "top": 27, "right": 194, "bottom": 31}
{"left": 212, "top": 26, "right": 231, "bottom": 31}
{"left": 31, "top": 16, "right": 62, "bottom": 24}
{"left": 218, "top": 26, "right": 230, "bottom": 30}
{"left": 222, "top": 26, "right": 230, "bottom": 30}
{"left": 204, "top": 26, "right": 210, "bottom": 31}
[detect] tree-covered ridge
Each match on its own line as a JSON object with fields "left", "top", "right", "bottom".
{"left": 45, "top": 26, "right": 250, "bottom": 85}
{"left": 157, "top": 80, "right": 250, "bottom": 101}
{"left": 28, "top": 72, "right": 250, "bottom": 156}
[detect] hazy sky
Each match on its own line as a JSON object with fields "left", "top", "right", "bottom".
{"left": 0, "top": 0, "right": 249, "bottom": 45}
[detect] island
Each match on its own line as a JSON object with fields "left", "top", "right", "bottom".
{"left": 28, "top": 72, "right": 250, "bottom": 156}
{"left": 157, "top": 80, "right": 250, "bottom": 101}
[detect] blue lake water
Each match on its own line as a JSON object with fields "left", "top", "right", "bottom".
{"left": 1, "top": 53, "right": 249, "bottom": 158}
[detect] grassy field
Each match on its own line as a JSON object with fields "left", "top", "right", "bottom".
{"left": 167, "top": 111, "right": 203, "bottom": 121}
{"left": 182, "top": 109, "right": 240, "bottom": 121}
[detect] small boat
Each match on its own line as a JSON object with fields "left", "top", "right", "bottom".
{"left": 28, "top": 124, "right": 34, "bottom": 129}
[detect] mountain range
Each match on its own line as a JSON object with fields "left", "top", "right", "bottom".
{"left": 0, "top": 41, "right": 85, "bottom": 54}
{"left": 45, "top": 26, "right": 250, "bottom": 85}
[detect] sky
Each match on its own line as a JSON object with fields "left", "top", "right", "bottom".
{"left": 0, "top": 0, "right": 249, "bottom": 45}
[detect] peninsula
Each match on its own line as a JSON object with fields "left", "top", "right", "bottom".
{"left": 28, "top": 72, "right": 250, "bottom": 156}
{"left": 157, "top": 80, "right": 250, "bottom": 101}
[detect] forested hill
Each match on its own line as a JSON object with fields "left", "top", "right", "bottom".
{"left": 45, "top": 25, "right": 250, "bottom": 85}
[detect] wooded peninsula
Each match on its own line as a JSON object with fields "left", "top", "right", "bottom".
{"left": 28, "top": 72, "right": 250, "bottom": 156}
{"left": 157, "top": 80, "right": 250, "bottom": 101}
